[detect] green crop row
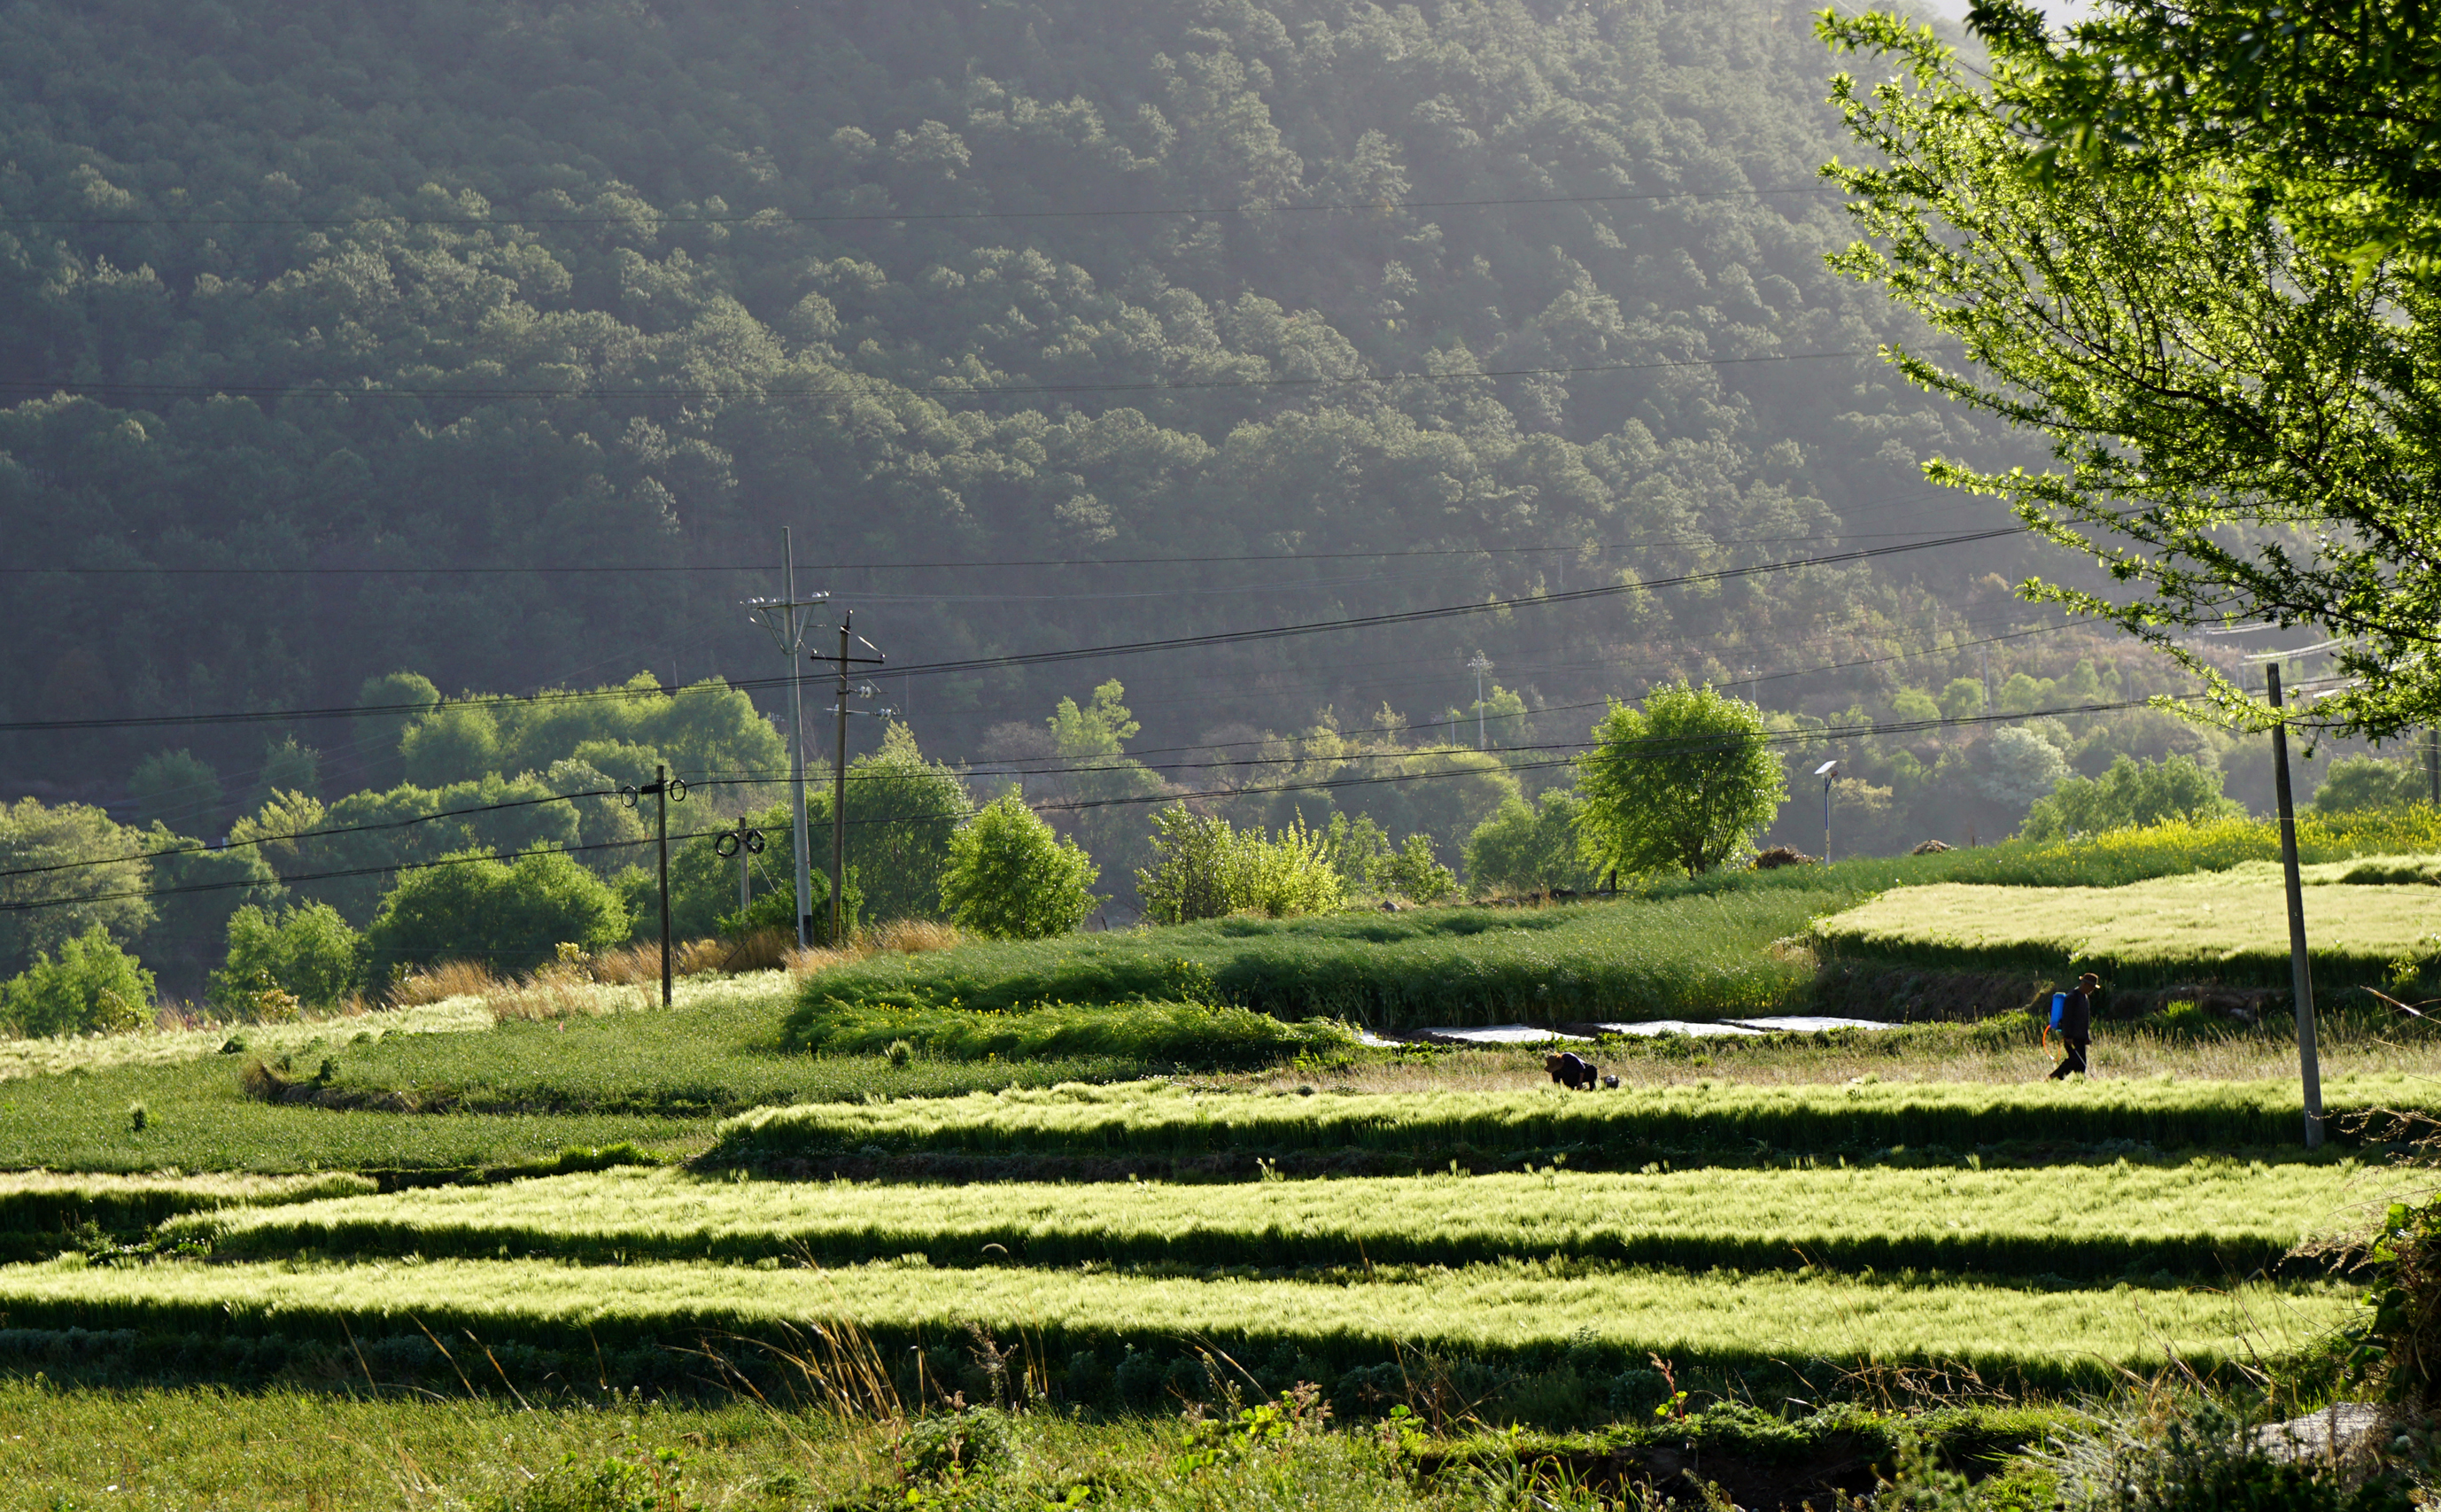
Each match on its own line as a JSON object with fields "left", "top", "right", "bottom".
{"left": 0, "top": 1172, "right": 376, "bottom": 1260}
{"left": 792, "top": 997, "right": 1350, "bottom": 1066}
{"left": 787, "top": 891, "right": 1845, "bottom": 1035}
{"left": 704, "top": 1076, "right": 2397, "bottom": 1167}
{"left": 1813, "top": 865, "right": 2441, "bottom": 989}
{"left": 0, "top": 1254, "right": 2352, "bottom": 1398}
{"left": 176, "top": 1158, "right": 2384, "bottom": 1281}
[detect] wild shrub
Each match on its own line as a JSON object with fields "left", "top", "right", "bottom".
{"left": 208, "top": 903, "right": 360, "bottom": 1015}
{"left": 1464, "top": 791, "right": 1596, "bottom": 896}
{"left": 1140, "top": 807, "right": 1344, "bottom": 921}
{"left": 364, "top": 849, "right": 631, "bottom": 986}
{"left": 2022, "top": 755, "right": 2240, "bottom": 841}
{"left": 0, "top": 927, "right": 153, "bottom": 1038}
{"left": 1374, "top": 833, "right": 1455, "bottom": 904}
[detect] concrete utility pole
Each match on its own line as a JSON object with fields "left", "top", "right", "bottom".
{"left": 746, "top": 531, "right": 827, "bottom": 950}
{"left": 1468, "top": 651, "right": 1492, "bottom": 750}
{"left": 2265, "top": 662, "right": 2326, "bottom": 1149}
{"left": 811, "top": 611, "right": 887, "bottom": 945}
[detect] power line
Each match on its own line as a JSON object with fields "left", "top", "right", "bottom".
{"left": 0, "top": 524, "right": 2029, "bottom": 735}
{"left": 4, "top": 611, "right": 2082, "bottom": 891}
{"left": 0, "top": 694, "right": 2174, "bottom": 916}
{"left": 0, "top": 348, "right": 1869, "bottom": 405}
{"left": 0, "top": 185, "right": 1844, "bottom": 231}
{"left": 885, "top": 525, "right": 2031, "bottom": 681}
{"left": 0, "top": 787, "right": 621, "bottom": 884}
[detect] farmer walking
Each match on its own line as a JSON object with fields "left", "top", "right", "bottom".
{"left": 2048, "top": 972, "right": 2099, "bottom": 1080}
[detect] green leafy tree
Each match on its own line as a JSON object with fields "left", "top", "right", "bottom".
{"left": 209, "top": 902, "right": 361, "bottom": 1015}
{"left": 1577, "top": 683, "right": 1786, "bottom": 880}
{"left": 1137, "top": 806, "right": 1236, "bottom": 925}
{"left": 353, "top": 671, "right": 444, "bottom": 792}
{"left": 127, "top": 748, "right": 223, "bottom": 832}
{"left": 2314, "top": 754, "right": 2434, "bottom": 815}
{"left": 817, "top": 723, "right": 974, "bottom": 921}
{"left": 1965, "top": 0, "right": 2441, "bottom": 272}
{"left": 1375, "top": 833, "right": 1455, "bottom": 904}
{"left": 1464, "top": 790, "right": 1596, "bottom": 895}
{"left": 0, "top": 798, "right": 153, "bottom": 979}
{"left": 0, "top": 926, "right": 153, "bottom": 1038}
{"left": 940, "top": 793, "right": 1101, "bottom": 940}
{"left": 1321, "top": 811, "right": 1395, "bottom": 895}
{"left": 399, "top": 702, "right": 504, "bottom": 788}
{"left": 1824, "top": 12, "right": 2441, "bottom": 740}
{"left": 2020, "top": 755, "right": 2240, "bottom": 840}
{"left": 363, "top": 849, "right": 632, "bottom": 983}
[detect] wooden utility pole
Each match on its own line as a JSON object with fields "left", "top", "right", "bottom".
{"left": 2266, "top": 663, "right": 2324, "bottom": 1148}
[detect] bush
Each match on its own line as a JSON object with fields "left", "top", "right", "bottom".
{"left": 1225, "top": 815, "right": 1344, "bottom": 917}
{"left": 940, "top": 794, "right": 1101, "bottom": 940}
{"left": 1137, "top": 806, "right": 1236, "bottom": 924}
{"left": 208, "top": 903, "right": 360, "bottom": 1015}
{"left": 1463, "top": 791, "right": 1596, "bottom": 895}
{"left": 1375, "top": 833, "right": 1456, "bottom": 903}
{"left": 2021, "top": 754, "right": 2239, "bottom": 840}
{"left": 0, "top": 926, "right": 153, "bottom": 1037}
{"left": 364, "top": 849, "right": 632, "bottom": 985}
{"left": 2317, "top": 754, "right": 2433, "bottom": 815}
{"left": 1137, "top": 807, "right": 1343, "bottom": 921}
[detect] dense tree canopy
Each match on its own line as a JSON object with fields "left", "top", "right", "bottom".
{"left": 0, "top": 0, "right": 2058, "bottom": 808}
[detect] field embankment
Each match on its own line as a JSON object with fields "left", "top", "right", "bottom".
{"left": 175, "top": 1158, "right": 2384, "bottom": 1280}
{"left": 1814, "top": 860, "right": 2441, "bottom": 996}
{"left": 701, "top": 1077, "right": 2422, "bottom": 1171}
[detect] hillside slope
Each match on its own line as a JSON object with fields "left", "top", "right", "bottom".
{"left": 0, "top": 0, "right": 2054, "bottom": 795}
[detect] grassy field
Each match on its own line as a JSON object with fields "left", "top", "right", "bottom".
{"left": 14, "top": 826, "right": 2441, "bottom": 1508}
{"left": 702, "top": 1075, "right": 2421, "bottom": 1167}
{"left": 787, "top": 889, "right": 1861, "bottom": 1033}
{"left": 174, "top": 1158, "right": 2400, "bottom": 1279}
{"left": 0, "top": 1252, "right": 2352, "bottom": 1397}
{"left": 1814, "top": 861, "right": 2441, "bottom": 990}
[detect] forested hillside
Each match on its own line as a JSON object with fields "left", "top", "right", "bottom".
{"left": 0, "top": 0, "right": 2081, "bottom": 774}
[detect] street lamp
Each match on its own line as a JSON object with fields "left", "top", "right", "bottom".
{"left": 1814, "top": 759, "right": 1840, "bottom": 862}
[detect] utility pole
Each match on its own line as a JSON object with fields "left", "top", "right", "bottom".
{"left": 2428, "top": 725, "right": 2438, "bottom": 808}
{"left": 1468, "top": 651, "right": 1492, "bottom": 750}
{"left": 715, "top": 820, "right": 766, "bottom": 917}
{"left": 2265, "top": 662, "right": 2326, "bottom": 1149}
{"left": 622, "top": 764, "right": 686, "bottom": 1007}
{"left": 746, "top": 531, "right": 828, "bottom": 950}
{"left": 810, "top": 611, "right": 887, "bottom": 946}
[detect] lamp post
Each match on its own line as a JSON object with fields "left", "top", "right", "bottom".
{"left": 1814, "top": 759, "right": 1840, "bottom": 862}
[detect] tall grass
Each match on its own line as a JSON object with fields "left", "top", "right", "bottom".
{"left": 789, "top": 893, "right": 1848, "bottom": 1035}
{"left": 703, "top": 1075, "right": 2419, "bottom": 1167}
{"left": 794, "top": 997, "right": 1349, "bottom": 1066}
{"left": 0, "top": 1253, "right": 2352, "bottom": 1395}
{"left": 180, "top": 1158, "right": 2389, "bottom": 1281}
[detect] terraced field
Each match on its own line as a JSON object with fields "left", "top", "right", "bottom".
{"left": 703, "top": 1074, "right": 2424, "bottom": 1166}
{"left": 177, "top": 1157, "right": 2381, "bottom": 1278}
